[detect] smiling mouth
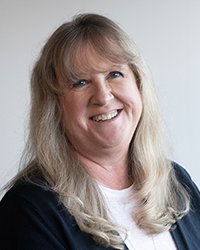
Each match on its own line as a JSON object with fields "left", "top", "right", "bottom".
{"left": 90, "top": 109, "right": 122, "bottom": 122}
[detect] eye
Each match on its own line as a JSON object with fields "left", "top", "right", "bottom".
{"left": 108, "top": 71, "right": 123, "bottom": 79}
{"left": 69, "top": 79, "right": 88, "bottom": 89}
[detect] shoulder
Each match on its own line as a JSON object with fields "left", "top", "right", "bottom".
{"left": 0, "top": 175, "right": 75, "bottom": 236}
{"left": 0, "top": 177, "right": 66, "bottom": 230}
{"left": 0, "top": 177, "right": 60, "bottom": 212}
{"left": 0, "top": 177, "right": 73, "bottom": 249}
{"left": 172, "top": 161, "right": 200, "bottom": 211}
{"left": 171, "top": 163, "right": 200, "bottom": 248}
{"left": 172, "top": 162, "right": 194, "bottom": 184}
{"left": 0, "top": 177, "right": 112, "bottom": 250}
{"left": 172, "top": 162, "right": 200, "bottom": 195}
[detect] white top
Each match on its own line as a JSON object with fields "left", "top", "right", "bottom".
{"left": 98, "top": 183, "right": 177, "bottom": 250}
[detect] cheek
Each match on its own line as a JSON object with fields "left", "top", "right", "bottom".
{"left": 130, "top": 81, "right": 142, "bottom": 107}
{"left": 62, "top": 105, "right": 78, "bottom": 126}
{"left": 60, "top": 96, "right": 86, "bottom": 132}
{"left": 121, "top": 84, "right": 142, "bottom": 108}
{"left": 59, "top": 97, "right": 73, "bottom": 127}
{"left": 125, "top": 91, "right": 143, "bottom": 122}
{"left": 134, "top": 90, "right": 142, "bottom": 110}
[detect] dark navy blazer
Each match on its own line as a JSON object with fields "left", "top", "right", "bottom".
{"left": 0, "top": 163, "right": 200, "bottom": 250}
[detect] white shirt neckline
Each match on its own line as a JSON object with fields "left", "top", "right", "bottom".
{"left": 97, "top": 182, "right": 177, "bottom": 250}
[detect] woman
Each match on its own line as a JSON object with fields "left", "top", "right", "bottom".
{"left": 0, "top": 13, "right": 200, "bottom": 250}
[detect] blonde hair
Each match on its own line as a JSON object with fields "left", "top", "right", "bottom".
{"left": 9, "top": 14, "right": 189, "bottom": 249}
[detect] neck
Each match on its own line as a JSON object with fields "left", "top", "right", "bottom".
{"left": 77, "top": 152, "right": 132, "bottom": 190}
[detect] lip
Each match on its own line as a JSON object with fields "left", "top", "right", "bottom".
{"left": 89, "top": 109, "right": 123, "bottom": 122}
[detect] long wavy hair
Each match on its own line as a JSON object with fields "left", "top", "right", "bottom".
{"left": 9, "top": 14, "right": 189, "bottom": 249}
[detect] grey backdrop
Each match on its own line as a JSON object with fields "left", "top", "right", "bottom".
{"left": 1, "top": 0, "right": 200, "bottom": 193}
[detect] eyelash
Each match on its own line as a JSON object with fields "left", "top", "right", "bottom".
{"left": 69, "top": 71, "right": 124, "bottom": 89}
{"left": 107, "top": 71, "right": 123, "bottom": 79}
{"left": 70, "top": 79, "right": 88, "bottom": 89}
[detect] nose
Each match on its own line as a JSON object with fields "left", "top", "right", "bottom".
{"left": 90, "top": 78, "right": 114, "bottom": 106}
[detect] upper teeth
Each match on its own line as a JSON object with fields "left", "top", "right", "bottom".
{"left": 92, "top": 110, "right": 118, "bottom": 122}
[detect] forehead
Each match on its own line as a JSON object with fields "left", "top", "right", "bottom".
{"left": 75, "top": 50, "right": 123, "bottom": 74}
{"left": 63, "top": 40, "right": 128, "bottom": 80}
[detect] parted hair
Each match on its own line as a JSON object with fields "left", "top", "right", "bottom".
{"left": 10, "top": 14, "right": 189, "bottom": 249}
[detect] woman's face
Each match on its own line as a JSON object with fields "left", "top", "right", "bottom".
{"left": 59, "top": 50, "right": 142, "bottom": 159}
